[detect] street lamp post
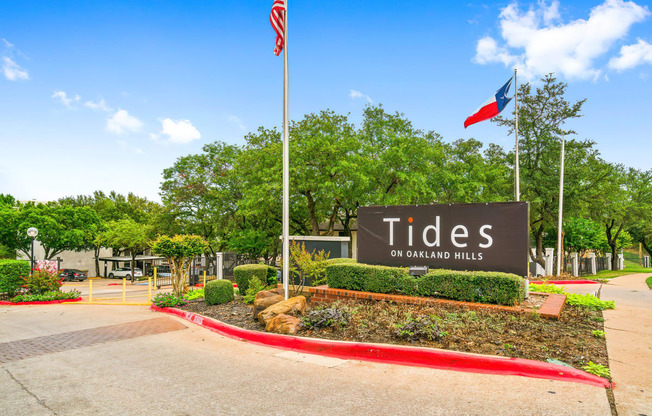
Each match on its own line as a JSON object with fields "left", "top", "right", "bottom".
{"left": 27, "top": 227, "right": 38, "bottom": 275}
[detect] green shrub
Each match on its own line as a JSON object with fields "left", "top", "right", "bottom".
{"left": 301, "top": 305, "right": 350, "bottom": 329}
{"left": 416, "top": 269, "right": 525, "bottom": 305}
{"left": 530, "top": 283, "right": 616, "bottom": 310}
{"left": 152, "top": 292, "right": 189, "bottom": 308}
{"left": 186, "top": 288, "right": 204, "bottom": 300}
{"left": 324, "top": 258, "right": 356, "bottom": 265}
{"left": 326, "top": 263, "right": 410, "bottom": 294}
{"left": 243, "top": 275, "right": 268, "bottom": 304}
{"left": 23, "top": 268, "right": 62, "bottom": 295}
{"left": 0, "top": 259, "right": 30, "bottom": 298}
{"left": 11, "top": 290, "right": 81, "bottom": 303}
{"left": 233, "top": 264, "right": 277, "bottom": 294}
{"left": 205, "top": 279, "right": 235, "bottom": 305}
{"left": 326, "top": 264, "right": 525, "bottom": 306}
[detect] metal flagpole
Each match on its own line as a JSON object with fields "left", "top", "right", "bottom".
{"left": 514, "top": 68, "right": 520, "bottom": 202}
{"left": 282, "top": 1, "right": 290, "bottom": 300}
{"left": 556, "top": 132, "right": 565, "bottom": 276}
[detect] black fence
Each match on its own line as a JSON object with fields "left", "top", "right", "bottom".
{"left": 150, "top": 252, "right": 262, "bottom": 288}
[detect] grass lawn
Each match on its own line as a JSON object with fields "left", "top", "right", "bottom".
{"left": 596, "top": 266, "right": 652, "bottom": 280}
{"left": 647, "top": 276, "right": 652, "bottom": 289}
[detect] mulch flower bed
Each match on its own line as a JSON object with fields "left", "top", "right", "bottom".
{"left": 179, "top": 294, "right": 609, "bottom": 373}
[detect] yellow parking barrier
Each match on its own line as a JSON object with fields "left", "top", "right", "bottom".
{"left": 122, "top": 278, "right": 126, "bottom": 303}
{"left": 89, "top": 279, "right": 93, "bottom": 302}
{"left": 154, "top": 267, "right": 157, "bottom": 288}
{"left": 148, "top": 276, "right": 152, "bottom": 302}
{"left": 203, "top": 271, "right": 206, "bottom": 287}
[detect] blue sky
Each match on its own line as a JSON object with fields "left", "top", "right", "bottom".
{"left": 1, "top": 0, "right": 651, "bottom": 202}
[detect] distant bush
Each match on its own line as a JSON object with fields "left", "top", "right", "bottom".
{"left": 326, "top": 264, "right": 525, "bottom": 306}
{"left": 0, "top": 259, "right": 30, "bottom": 298}
{"left": 205, "top": 280, "right": 235, "bottom": 305}
{"left": 186, "top": 288, "right": 204, "bottom": 300}
{"left": 233, "top": 264, "right": 277, "bottom": 294}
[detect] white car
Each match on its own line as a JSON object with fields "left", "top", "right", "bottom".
{"left": 108, "top": 267, "right": 143, "bottom": 279}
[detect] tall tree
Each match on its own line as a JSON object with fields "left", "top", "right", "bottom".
{"left": 96, "top": 218, "right": 151, "bottom": 282}
{"left": 493, "top": 74, "right": 607, "bottom": 265}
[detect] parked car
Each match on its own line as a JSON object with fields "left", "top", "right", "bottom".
{"left": 59, "top": 269, "right": 88, "bottom": 282}
{"left": 147, "top": 265, "right": 171, "bottom": 277}
{"left": 108, "top": 267, "right": 143, "bottom": 279}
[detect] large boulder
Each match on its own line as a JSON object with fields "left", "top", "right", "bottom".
{"left": 252, "top": 291, "right": 285, "bottom": 319}
{"left": 265, "top": 313, "right": 301, "bottom": 335}
{"left": 258, "top": 295, "right": 307, "bottom": 325}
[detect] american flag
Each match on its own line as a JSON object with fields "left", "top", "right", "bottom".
{"left": 270, "top": 0, "right": 286, "bottom": 56}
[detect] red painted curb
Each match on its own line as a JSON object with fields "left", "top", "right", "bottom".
{"left": 151, "top": 305, "right": 611, "bottom": 388}
{"left": 531, "top": 280, "right": 599, "bottom": 285}
{"left": 0, "top": 297, "right": 83, "bottom": 306}
{"left": 108, "top": 283, "right": 119, "bottom": 286}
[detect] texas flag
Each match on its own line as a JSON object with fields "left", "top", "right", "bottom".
{"left": 464, "top": 77, "right": 513, "bottom": 128}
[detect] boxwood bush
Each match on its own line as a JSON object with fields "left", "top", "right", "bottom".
{"left": 233, "top": 264, "right": 277, "bottom": 294}
{"left": 326, "top": 263, "right": 525, "bottom": 306}
{"left": 205, "top": 279, "right": 235, "bottom": 305}
{"left": 0, "top": 259, "right": 30, "bottom": 298}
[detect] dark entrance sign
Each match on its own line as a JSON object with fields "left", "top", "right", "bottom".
{"left": 357, "top": 202, "right": 529, "bottom": 276}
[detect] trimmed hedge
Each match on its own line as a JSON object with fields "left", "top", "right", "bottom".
{"left": 326, "top": 264, "right": 525, "bottom": 306}
{"left": 323, "top": 258, "right": 356, "bottom": 266}
{"left": 326, "top": 263, "right": 409, "bottom": 294}
{"left": 233, "top": 264, "right": 277, "bottom": 294}
{"left": 205, "top": 280, "right": 234, "bottom": 305}
{"left": 0, "top": 259, "right": 30, "bottom": 298}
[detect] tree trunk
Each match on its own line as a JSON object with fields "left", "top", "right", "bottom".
{"left": 304, "top": 191, "right": 320, "bottom": 236}
{"left": 605, "top": 220, "right": 623, "bottom": 270}
{"left": 532, "top": 223, "right": 545, "bottom": 268}
{"left": 94, "top": 246, "right": 101, "bottom": 277}
{"left": 325, "top": 201, "right": 341, "bottom": 236}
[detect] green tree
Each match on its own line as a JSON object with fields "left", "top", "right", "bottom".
{"left": 493, "top": 73, "right": 608, "bottom": 265}
{"left": 96, "top": 218, "right": 151, "bottom": 282}
{"left": 16, "top": 202, "right": 102, "bottom": 261}
{"left": 160, "top": 142, "right": 242, "bottom": 256}
{"left": 152, "top": 235, "right": 209, "bottom": 296}
{"left": 59, "top": 191, "right": 160, "bottom": 274}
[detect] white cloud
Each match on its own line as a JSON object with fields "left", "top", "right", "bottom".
{"left": 107, "top": 109, "right": 144, "bottom": 135}
{"left": 159, "top": 118, "right": 201, "bottom": 144}
{"left": 608, "top": 38, "right": 652, "bottom": 70}
{"left": 349, "top": 89, "right": 373, "bottom": 103}
{"left": 84, "top": 98, "right": 112, "bottom": 112}
{"left": 2, "top": 39, "right": 14, "bottom": 48}
{"left": 2, "top": 56, "right": 28, "bottom": 81}
{"left": 228, "top": 115, "right": 246, "bottom": 131}
{"left": 51, "top": 90, "right": 80, "bottom": 108}
{"left": 474, "top": 0, "right": 650, "bottom": 80}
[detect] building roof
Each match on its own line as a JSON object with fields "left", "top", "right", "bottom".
{"left": 97, "top": 255, "right": 165, "bottom": 262}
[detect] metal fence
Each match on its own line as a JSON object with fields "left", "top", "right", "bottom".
{"left": 151, "top": 252, "right": 261, "bottom": 288}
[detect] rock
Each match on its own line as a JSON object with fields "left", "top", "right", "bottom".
{"left": 252, "top": 291, "right": 285, "bottom": 319}
{"left": 258, "top": 295, "right": 307, "bottom": 324}
{"left": 265, "top": 313, "right": 301, "bottom": 335}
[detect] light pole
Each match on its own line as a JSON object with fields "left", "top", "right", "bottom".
{"left": 27, "top": 227, "right": 38, "bottom": 275}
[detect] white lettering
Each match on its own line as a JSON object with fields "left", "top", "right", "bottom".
{"left": 408, "top": 225, "right": 413, "bottom": 246}
{"left": 478, "top": 253, "right": 483, "bottom": 260}
{"left": 383, "top": 218, "right": 401, "bottom": 246}
{"left": 391, "top": 250, "right": 397, "bottom": 257}
{"left": 422, "top": 216, "right": 441, "bottom": 247}
{"left": 479, "top": 225, "right": 493, "bottom": 248}
{"left": 451, "top": 225, "right": 469, "bottom": 248}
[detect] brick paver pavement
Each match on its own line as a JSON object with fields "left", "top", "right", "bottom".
{"left": 0, "top": 317, "right": 186, "bottom": 363}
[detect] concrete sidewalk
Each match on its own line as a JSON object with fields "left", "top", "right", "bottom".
{"left": 602, "top": 273, "right": 652, "bottom": 416}
{"left": 0, "top": 304, "right": 612, "bottom": 416}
